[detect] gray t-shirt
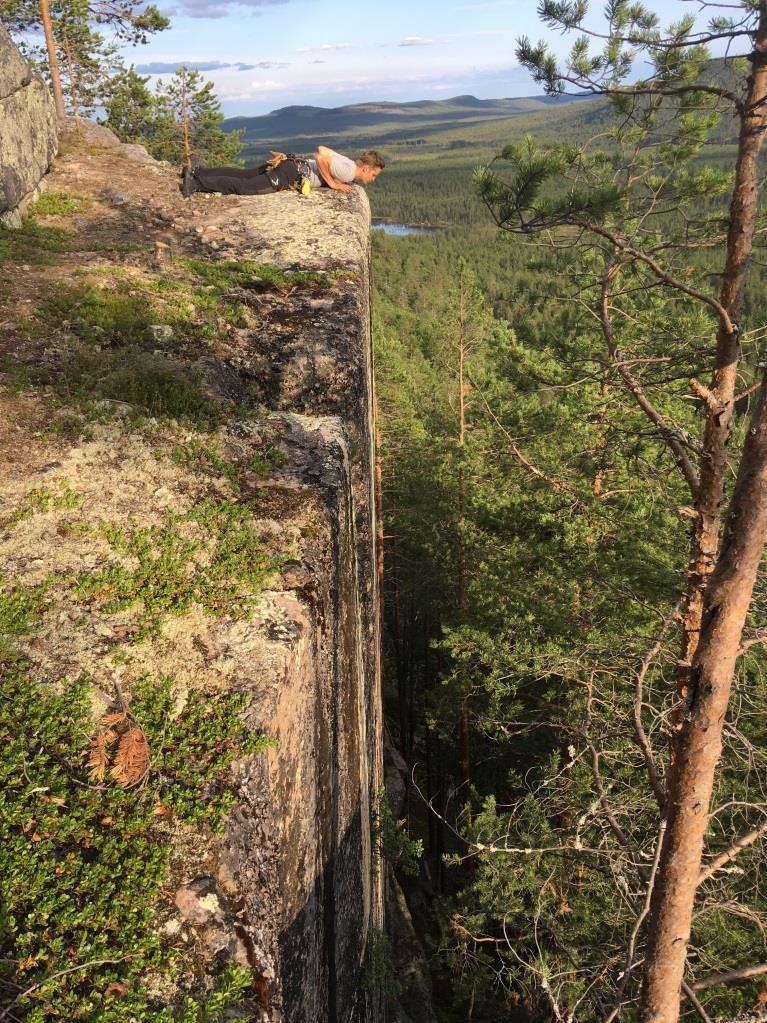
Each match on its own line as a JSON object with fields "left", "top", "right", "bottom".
{"left": 305, "top": 149, "right": 356, "bottom": 188}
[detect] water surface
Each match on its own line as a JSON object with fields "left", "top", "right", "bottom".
{"left": 372, "top": 222, "right": 439, "bottom": 236}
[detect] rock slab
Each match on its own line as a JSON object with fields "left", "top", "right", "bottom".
{"left": 0, "top": 24, "right": 57, "bottom": 226}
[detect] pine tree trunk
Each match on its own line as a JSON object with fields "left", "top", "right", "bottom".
{"left": 457, "top": 283, "right": 470, "bottom": 791}
{"left": 640, "top": 12, "right": 767, "bottom": 1019}
{"left": 181, "top": 83, "right": 191, "bottom": 167}
{"left": 39, "top": 0, "right": 65, "bottom": 120}
{"left": 60, "top": 22, "right": 79, "bottom": 123}
{"left": 676, "top": 5, "right": 767, "bottom": 720}
{"left": 640, "top": 375, "right": 767, "bottom": 1022}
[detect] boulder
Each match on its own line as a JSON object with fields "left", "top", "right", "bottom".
{"left": 0, "top": 24, "right": 57, "bottom": 226}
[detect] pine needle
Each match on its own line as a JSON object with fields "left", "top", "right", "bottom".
{"left": 101, "top": 711, "right": 129, "bottom": 727}
{"left": 110, "top": 725, "right": 149, "bottom": 787}
{"left": 87, "top": 732, "right": 111, "bottom": 782}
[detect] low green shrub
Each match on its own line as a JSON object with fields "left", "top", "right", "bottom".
{"left": 0, "top": 590, "right": 271, "bottom": 1022}
{"left": 75, "top": 500, "right": 278, "bottom": 636}
{"left": 30, "top": 191, "right": 92, "bottom": 217}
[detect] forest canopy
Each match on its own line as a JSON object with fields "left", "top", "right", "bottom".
{"left": 373, "top": 3, "right": 767, "bottom": 1022}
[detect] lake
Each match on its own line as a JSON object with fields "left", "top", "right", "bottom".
{"left": 372, "top": 222, "right": 440, "bottom": 236}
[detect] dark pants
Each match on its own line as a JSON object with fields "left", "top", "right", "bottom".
{"left": 194, "top": 159, "right": 301, "bottom": 195}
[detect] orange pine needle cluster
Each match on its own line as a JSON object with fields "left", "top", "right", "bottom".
{"left": 87, "top": 709, "right": 150, "bottom": 786}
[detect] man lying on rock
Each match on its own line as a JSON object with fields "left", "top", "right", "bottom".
{"left": 180, "top": 146, "right": 385, "bottom": 198}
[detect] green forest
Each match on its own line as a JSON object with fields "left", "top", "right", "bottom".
{"left": 369, "top": 6, "right": 767, "bottom": 1022}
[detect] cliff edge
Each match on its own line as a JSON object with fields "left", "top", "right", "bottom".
{"left": 0, "top": 121, "right": 383, "bottom": 1023}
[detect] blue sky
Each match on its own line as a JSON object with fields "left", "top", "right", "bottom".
{"left": 120, "top": 1, "right": 723, "bottom": 117}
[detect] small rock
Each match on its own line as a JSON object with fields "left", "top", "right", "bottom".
{"left": 175, "top": 881, "right": 222, "bottom": 925}
{"left": 282, "top": 560, "right": 311, "bottom": 589}
{"left": 153, "top": 239, "right": 172, "bottom": 264}
{"left": 149, "top": 324, "right": 173, "bottom": 342}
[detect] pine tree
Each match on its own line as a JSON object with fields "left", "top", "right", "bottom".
{"left": 102, "top": 65, "right": 158, "bottom": 142}
{"left": 4, "top": 0, "right": 168, "bottom": 119}
{"left": 151, "top": 66, "right": 243, "bottom": 167}
{"left": 473, "top": 2, "right": 767, "bottom": 1020}
{"left": 56, "top": 0, "right": 122, "bottom": 118}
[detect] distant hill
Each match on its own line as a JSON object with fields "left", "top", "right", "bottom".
{"left": 223, "top": 93, "right": 597, "bottom": 157}
{"left": 224, "top": 68, "right": 749, "bottom": 161}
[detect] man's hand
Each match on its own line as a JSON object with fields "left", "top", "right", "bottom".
{"left": 334, "top": 182, "right": 353, "bottom": 193}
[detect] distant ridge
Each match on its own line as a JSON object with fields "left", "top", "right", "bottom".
{"left": 224, "top": 93, "right": 593, "bottom": 154}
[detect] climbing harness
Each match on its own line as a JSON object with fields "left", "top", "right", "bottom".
{"left": 262, "top": 152, "right": 312, "bottom": 196}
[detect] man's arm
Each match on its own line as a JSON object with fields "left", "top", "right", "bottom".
{"left": 314, "top": 145, "right": 354, "bottom": 192}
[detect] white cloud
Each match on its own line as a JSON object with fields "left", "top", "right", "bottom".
{"left": 400, "top": 36, "right": 434, "bottom": 46}
{"left": 175, "top": 0, "right": 289, "bottom": 17}
{"left": 248, "top": 79, "right": 283, "bottom": 91}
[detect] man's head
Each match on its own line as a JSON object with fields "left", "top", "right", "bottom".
{"left": 355, "top": 150, "right": 385, "bottom": 184}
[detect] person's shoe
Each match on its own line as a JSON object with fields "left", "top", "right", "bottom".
{"left": 180, "top": 165, "right": 199, "bottom": 198}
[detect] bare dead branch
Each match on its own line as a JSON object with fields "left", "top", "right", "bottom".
{"left": 737, "top": 628, "right": 767, "bottom": 657}
{"left": 690, "top": 962, "right": 767, "bottom": 992}
{"left": 699, "top": 817, "right": 767, "bottom": 884}
{"left": 472, "top": 379, "right": 585, "bottom": 500}
{"left": 598, "top": 256, "right": 700, "bottom": 498}
{"left": 735, "top": 381, "right": 762, "bottom": 403}
{"left": 604, "top": 820, "right": 667, "bottom": 1023}
{"left": 586, "top": 221, "right": 735, "bottom": 334}
{"left": 681, "top": 981, "right": 714, "bottom": 1022}
{"left": 0, "top": 958, "right": 134, "bottom": 1022}
{"left": 689, "top": 377, "right": 724, "bottom": 411}
{"left": 633, "top": 605, "right": 682, "bottom": 808}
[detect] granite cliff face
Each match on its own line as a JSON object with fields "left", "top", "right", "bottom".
{"left": 0, "top": 25, "right": 58, "bottom": 227}
{"left": 0, "top": 121, "right": 383, "bottom": 1021}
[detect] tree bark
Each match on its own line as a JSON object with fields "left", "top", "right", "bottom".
{"left": 640, "top": 13, "right": 767, "bottom": 1021}
{"left": 677, "top": 4, "right": 767, "bottom": 721}
{"left": 640, "top": 375, "right": 767, "bottom": 1022}
{"left": 181, "top": 80, "right": 191, "bottom": 167}
{"left": 457, "top": 277, "right": 471, "bottom": 791}
{"left": 39, "top": 0, "right": 65, "bottom": 120}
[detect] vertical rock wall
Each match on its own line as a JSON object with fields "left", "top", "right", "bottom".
{"left": 0, "top": 24, "right": 58, "bottom": 227}
{"left": 208, "top": 190, "right": 386, "bottom": 1023}
{"left": 0, "top": 127, "right": 383, "bottom": 1022}
{"left": 160, "top": 183, "right": 386, "bottom": 1021}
